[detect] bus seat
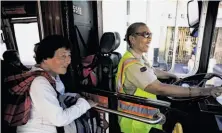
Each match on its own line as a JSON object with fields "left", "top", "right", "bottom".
{"left": 98, "top": 32, "right": 121, "bottom": 92}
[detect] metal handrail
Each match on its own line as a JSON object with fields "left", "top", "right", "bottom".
{"left": 82, "top": 87, "right": 171, "bottom": 108}
{"left": 118, "top": 93, "right": 171, "bottom": 108}
{"left": 93, "top": 106, "right": 165, "bottom": 124}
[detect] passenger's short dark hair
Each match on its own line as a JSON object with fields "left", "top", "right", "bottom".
{"left": 35, "top": 35, "right": 71, "bottom": 64}
{"left": 125, "top": 22, "right": 147, "bottom": 47}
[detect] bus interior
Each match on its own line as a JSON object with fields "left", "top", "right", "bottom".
{"left": 1, "top": 1, "right": 222, "bottom": 133}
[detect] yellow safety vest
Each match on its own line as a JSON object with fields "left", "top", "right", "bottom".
{"left": 116, "top": 51, "right": 162, "bottom": 133}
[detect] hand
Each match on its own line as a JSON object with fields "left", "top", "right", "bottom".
{"left": 64, "top": 96, "right": 78, "bottom": 107}
{"left": 171, "top": 74, "right": 180, "bottom": 82}
{"left": 175, "top": 76, "right": 181, "bottom": 82}
{"left": 210, "top": 87, "right": 222, "bottom": 98}
{"left": 65, "top": 93, "right": 82, "bottom": 99}
{"left": 153, "top": 112, "right": 166, "bottom": 125}
{"left": 169, "top": 74, "right": 180, "bottom": 83}
{"left": 87, "top": 99, "right": 98, "bottom": 108}
{"left": 75, "top": 93, "right": 82, "bottom": 99}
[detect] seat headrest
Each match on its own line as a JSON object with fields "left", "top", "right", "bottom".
{"left": 100, "top": 32, "right": 120, "bottom": 54}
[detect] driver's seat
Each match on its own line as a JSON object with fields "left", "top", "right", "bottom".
{"left": 97, "top": 32, "right": 121, "bottom": 92}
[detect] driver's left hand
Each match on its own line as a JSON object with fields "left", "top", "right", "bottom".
{"left": 210, "top": 86, "right": 222, "bottom": 98}
{"left": 170, "top": 74, "right": 180, "bottom": 82}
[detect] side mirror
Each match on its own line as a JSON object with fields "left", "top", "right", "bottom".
{"left": 187, "top": 0, "right": 199, "bottom": 28}
{"left": 190, "top": 27, "right": 198, "bottom": 37}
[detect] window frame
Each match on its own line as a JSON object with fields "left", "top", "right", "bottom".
{"left": 169, "top": 1, "right": 209, "bottom": 78}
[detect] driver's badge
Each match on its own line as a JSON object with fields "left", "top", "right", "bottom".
{"left": 140, "top": 67, "right": 147, "bottom": 72}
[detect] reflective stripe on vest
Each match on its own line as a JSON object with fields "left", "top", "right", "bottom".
{"left": 117, "top": 58, "right": 138, "bottom": 93}
{"left": 118, "top": 100, "right": 158, "bottom": 119}
{"left": 116, "top": 51, "right": 159, "bottom": 119}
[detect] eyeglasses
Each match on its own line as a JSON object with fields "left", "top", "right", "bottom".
{"left": 134, "top": 32, "right": 152, "bottom": 38}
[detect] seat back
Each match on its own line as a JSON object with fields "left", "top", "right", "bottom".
{"left": 98, "top": 32, "right": 121, "bottom": 92}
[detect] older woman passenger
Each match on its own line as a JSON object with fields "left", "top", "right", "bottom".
{"left": 16, "top": 35, "right": 96, "bottom": 133}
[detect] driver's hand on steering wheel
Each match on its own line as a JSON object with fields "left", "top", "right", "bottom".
{"left": 175, "top": 76, "right": 181, "bottom": 82}
{"left": 210, "top": 86, "right": 222, "bottom": 98}
{"left": 170, "top": 74, "right": 180, "bottom": 82}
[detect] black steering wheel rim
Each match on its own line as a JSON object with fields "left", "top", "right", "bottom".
{"left": 167, "top": 73, "right": 222, "bottom": 101}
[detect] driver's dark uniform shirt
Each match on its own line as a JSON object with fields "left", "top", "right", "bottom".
{"left": 123, "top": 49, "right": 157, "bottom": 95}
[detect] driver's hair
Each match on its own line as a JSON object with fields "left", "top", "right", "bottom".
{"left": 124, "top": 22, "right": 146, "bottom": 48}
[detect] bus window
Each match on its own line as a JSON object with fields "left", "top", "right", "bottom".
{"left": 13, "top": 22, "right": 39, "bottom": 66}
{"left": 141, "top": 1, "right": 199, "bottom": 75}
{"left": 207, "top": 2, "right": 222, "bottom": 86}
{"left": 0, "top": 30, "right": 7, "bottom": 60}
{"left": 102, "top": 1, "right": 127, "bottom": 56}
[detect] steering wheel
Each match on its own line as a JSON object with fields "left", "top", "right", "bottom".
{"left": 167, "top": 73, "right": 222, "bottom": 101}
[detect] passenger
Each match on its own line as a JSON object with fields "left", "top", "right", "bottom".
{"left": 116, "top": 22, "right": 222, "bottom": 133}
{"left": 16, "top": 35, "right": 97, "bottom": 133}
{"left": 2, "top": 49, "right": 29, "bottom": 77}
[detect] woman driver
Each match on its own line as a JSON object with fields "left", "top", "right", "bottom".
{"left": 116, "top": 22, "right": 222, "bottom": 133}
